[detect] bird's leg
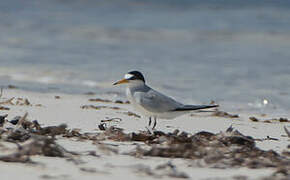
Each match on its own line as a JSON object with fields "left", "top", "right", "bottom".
{"left": 148, "top": 117, "right": 152, "bottom": 127}
{"left": 153, "top": 117, "right": 157, "bottom": 129}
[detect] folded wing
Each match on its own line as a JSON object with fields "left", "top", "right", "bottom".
{"left": 134, "top": 88, "right": 183, "bottom": 113}
{"left": 173, "top": 104, "right": 218, "bottom": 111}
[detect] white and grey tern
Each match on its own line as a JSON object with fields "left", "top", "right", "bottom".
{"left": 113, "top": 71, "right": 218, "bottom": 129}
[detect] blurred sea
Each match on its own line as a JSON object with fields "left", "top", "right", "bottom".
{"left": 1, "top": 0, "right": 290, "bottom": 115}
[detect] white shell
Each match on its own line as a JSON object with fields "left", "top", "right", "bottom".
{"left": 124, "top": 73, "right": 134, "bottom": 80}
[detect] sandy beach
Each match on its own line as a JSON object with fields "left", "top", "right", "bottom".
{"left": 0, "top": 88, "right": 289, "bottom": 180}
{"left": 1, "top": 0, "right": 290, "bottom": 179}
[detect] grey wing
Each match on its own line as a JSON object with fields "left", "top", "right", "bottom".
{"left": 133, "top": 89, "right": 183, "bottom": 113}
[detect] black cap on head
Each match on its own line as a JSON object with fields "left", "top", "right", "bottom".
{"left": 127, "top": 71, "right": 145, "bottom": 83}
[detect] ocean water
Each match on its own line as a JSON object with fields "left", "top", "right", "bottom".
{"left": 1, "top": 0, "right": 290, "bottom": 115}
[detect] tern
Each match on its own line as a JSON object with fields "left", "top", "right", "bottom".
{"left": 113, "top": 71, "right": 218, "bottom": 129}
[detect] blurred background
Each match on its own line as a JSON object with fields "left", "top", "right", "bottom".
{"left": 0, "top": 0, "right": 290, "bottom": 114}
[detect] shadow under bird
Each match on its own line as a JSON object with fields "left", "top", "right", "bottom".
{"left": 113, "top": 71, "right": 218, "bottom": 129}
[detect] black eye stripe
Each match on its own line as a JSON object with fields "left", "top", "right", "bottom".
{"left": 127, "top": 71, "right": 145, "bottom": 83}
{"left": 128, "top": 76, "right": 137, "bottom": 80}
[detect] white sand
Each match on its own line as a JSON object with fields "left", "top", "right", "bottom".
{"left": 0, "top": 89, "right": 289, "bottom": 180}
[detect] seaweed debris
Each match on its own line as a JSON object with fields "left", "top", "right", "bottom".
{"left": 0, "top": 97, "right": 39, "bottom": 107}
{"left": 89, "top": 98, "right": 112, "bottom": 103}
{"left": 95, "top": 123, "right": 290, "bottom": 178}
{"left": 0, "top": 113, "right": 75, "bottom": 163}
{"left": 0, "top": 111, "right": 289, "bottom": 179}
{"left": 0, "top": 106, "right": 10, "bottom": 110}
{"left": 250, "top": 116, "right": 290, "bottom": 123}
{"left": 81, "top": 105, "right": 120, "bottom": 110}
{"left": 89, "top": 98, "right": 129, "bottom": 104}
{"left": 94, "top": 122, "right": 289, "bottom": 175}
{"left": 211, "top": 111, "right": 239, "bottom": 118}
{"left": 126, "top": 127, "right": 289, "bottom": 173}
{"left": 122, "top": 111, "right": 141, "bottom": 118}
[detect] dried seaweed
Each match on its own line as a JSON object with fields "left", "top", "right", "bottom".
{"left": 0, "top": 106, "right": 10, "bottom": 110}
{"left": 89, "top": 98, "right": 112, "bottom": 103}
{"left": 122, "top": 111, "right": 141, "bottom": 118}
{"left": 0, "top": 113, "right": 75, "bottom": 163}
{"left": 0, "top": 97, "right": 14, "bottom": 105}
{"left": 0, "top": 97, "right": 39, "bottom": 107}
{"left": 212, "top": 111, "right": 239, "bottom": 118}
{"left": 122, "top": 126, "right": 290, "bottom": 172}
{"left": 101, "top": 117, "right": 122, "bottom": 123}
{"left": 15, "top": 98, "right": 31, "bottom": 106}
{"left": 89, "top": 98, "right": 129, "bottom": 104}
{"left": 0, "top": 134, "right": 74, "bottom": 163}
{"left": 250, "top": 116, "right": 290, "bottom": 123}
{"left": 0, "top": 111, "right": 289, "bottom": 179}
{"left": 114, "top": 100, "right": 130, "bottom": 104}
{"left": 0, "top": 114, "right": 8, "bottom": 126}
{"left": 54, "top": 96, "right": 61, "bottom": 99}
{"left": 278, "top": 118, "right": 289, "bottom": 122}
{"left": 81, "top": 105, "right": 120, "bottom": 110}
{"left": 249, "top": 116, "right": 259, "bottom": 122}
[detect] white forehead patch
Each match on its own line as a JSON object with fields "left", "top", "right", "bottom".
{"left": 124, "top": 73, "right": 134, "bottom": 80}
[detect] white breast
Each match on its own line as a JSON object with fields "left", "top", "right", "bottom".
{"left": 126, "top": 88, "right": 153, "bottom": 117}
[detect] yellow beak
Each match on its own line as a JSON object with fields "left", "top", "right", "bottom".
{"left": 113, "top": 78, "right": 129, "bottom": 85}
